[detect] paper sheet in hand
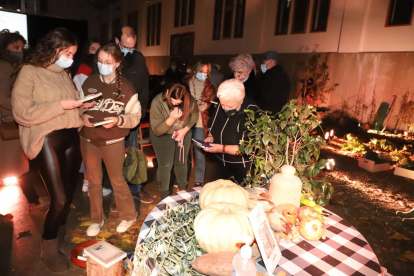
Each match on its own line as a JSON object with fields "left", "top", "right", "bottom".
{"left": 93, "top": 119, "right": 114, "bottom": 127}
{"left": 78, "top": 92, "right": 102, "bottom": 103}
{"left": 84, "top": 241, "right": 126, "bottom": 268}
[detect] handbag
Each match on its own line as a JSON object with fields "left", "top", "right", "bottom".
{"left": 0, "top": 115, "right": 19, "bottom": 141}
{"left": 123, "top": 146, "right": 148, "bottom": 185}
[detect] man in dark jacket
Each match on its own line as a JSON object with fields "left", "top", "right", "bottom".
{"left": 114, "top": 26, "right": 149, "bottom": 120}
{"left": 259, "top": 51, "right": 290, "bottom": 114}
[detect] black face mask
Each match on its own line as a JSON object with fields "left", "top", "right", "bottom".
{"left": 224, "top": 109, "right": 238, "bottom": 117}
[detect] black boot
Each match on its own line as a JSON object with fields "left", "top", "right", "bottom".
{"left": 41, "top": 238, "right": 70, "bottom": 273}
{"left": 57, "top": 225, "right": 74, "bottom": 257}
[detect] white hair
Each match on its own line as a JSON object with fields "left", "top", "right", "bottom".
{"left": 229, "top": 54, "right": 255, "bottom": 72}
{"left": 217, "top": 79, "right": 245, "bottom": 103}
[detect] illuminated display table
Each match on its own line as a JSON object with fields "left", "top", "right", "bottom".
{"left": 136, "top": 187, "right": 382, "bottom": 276}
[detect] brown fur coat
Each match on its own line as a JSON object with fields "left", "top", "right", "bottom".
{"left": 185, "top": 77, "right": 216, "bottom": 136}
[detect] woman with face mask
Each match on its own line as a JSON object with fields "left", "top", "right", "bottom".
{"left": 150, "top": 83, "right": 199, "bottom": 199}
{"left": 204, "top": 79, "right": 258, "bottom": 185}
{"left": 184, "top": 61, "right": 216, "bottom": 186}
{"left": 229, "top": 54, "right": 260, "bottom": 103}
{"left": 0, "top": 30, "right": 51, "bottom": 214}
{"left": 12, "top": 28, "right": 94, "bottom": 273}
{"left": 0, "top": 30, "right": 28, "bottom": 185}
{"left": 79, "top": 43, "right": 141, "bottom": 237}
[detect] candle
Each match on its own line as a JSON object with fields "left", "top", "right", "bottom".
{"left": 324, "top": 132, "right": 329, "bottom": 140}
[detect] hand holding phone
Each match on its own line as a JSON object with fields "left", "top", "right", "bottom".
{"left": 192, "top": 138, "right": 212, "bottom": 148}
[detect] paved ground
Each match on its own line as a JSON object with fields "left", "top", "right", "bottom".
{"left": 0, "top": 145, "right": 221, "bottom": 276}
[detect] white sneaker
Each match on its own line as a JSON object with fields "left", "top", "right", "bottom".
{"left": 102, "top": 188, "right": 112, "bottom": 196}
{"left": 116, "top": 219, "right": 135, "bottom": 233}
{"left": 86, "top": 220, "right": 104, "bottom": 236}
{"left": 87, "top": 188, "right": 112, "bottom": 197}
{"left": 82, "top": 180, "right": 89, "bottom": 192}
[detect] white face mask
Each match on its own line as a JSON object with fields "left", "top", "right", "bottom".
{"left": 55, "top": 55, "right": 73, "bottom": 68}
{"left": 97, "top": 62, "right": 115, "bottom": 76}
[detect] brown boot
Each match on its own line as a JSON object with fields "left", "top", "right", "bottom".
{"left": 41, "top": 238, "right": 70, "bottom": 273}
{"left": 57, "top": 225, "right": 74, "bottom": 257}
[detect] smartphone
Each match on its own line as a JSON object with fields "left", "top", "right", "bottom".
{"left": 192, "top": 138, "right": 212, "bottom": 148}
{"left": 172, "top": 131, "right": 178, "bottom": 139}
{"left": 92, "top": 119, "right": 114, "bottom": 127}
{"left": 78, "top": 92, "right": 103, "bottom": 103}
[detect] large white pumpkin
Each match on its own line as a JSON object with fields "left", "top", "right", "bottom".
{"left": 199, "top": 179, "right": 249, "bottom": 209}
{"left": 194, "top": 202, "right": 254, "bottom": 253}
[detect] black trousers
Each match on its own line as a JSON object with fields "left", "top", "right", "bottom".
{"left": 34, "top": 128, "right": 81, "bottom": 240}
{"left": 215, "top": 156, "right": 251, "bottom": 185}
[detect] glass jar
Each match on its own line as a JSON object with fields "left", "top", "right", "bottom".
{"left": 268, "top": 165, "right": 302, "bottom": 208}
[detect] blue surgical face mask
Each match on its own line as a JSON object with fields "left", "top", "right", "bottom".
{"left": 97, "top": 62, "right": 115, "bottom": 76}
{"left": 120, "top": 46, "right": 134, "bottom": 57}
{"left": 55, "top": 55, "right": 74, "bottom": 68}
{"left": 196, "top": 73, "right": 207, "bottom": 82}
{"left": 261, "top": 63, "right": 267, "bottom": 74}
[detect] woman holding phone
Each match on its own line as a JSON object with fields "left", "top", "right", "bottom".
{"left": 150, "top": 83, "right": 198, "bottom": 199}
{"left": 79, "top": 43, "right": 141, "bottom": 237}
{"left": 12, "top": 28, "right": 93, "bottom": 273}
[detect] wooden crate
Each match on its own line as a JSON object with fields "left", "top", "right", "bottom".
{"left": 358, "top": 158, "right": 392, "bottom": 173}
{"left": 394, "top": 166, "right": 414, "bottom": 180}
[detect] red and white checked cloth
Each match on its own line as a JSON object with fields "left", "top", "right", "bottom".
{"left": 136, "top": 188, "right": 382, "bottom": 276}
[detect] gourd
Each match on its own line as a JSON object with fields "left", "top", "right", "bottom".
{"left": 199, "top": 179, "right": 249, "bottom": 209}
{"left": 194, "top": 202, "right": 254, "bottom": 253}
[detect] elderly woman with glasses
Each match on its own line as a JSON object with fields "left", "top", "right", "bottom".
{"left": 204, "top": 79, "right": 258, "bottom": 185}
{"left": 229, "top": 54, "right": 260, "bottom": 103}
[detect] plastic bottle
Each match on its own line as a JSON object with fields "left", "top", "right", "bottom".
{"left": 232, "top": 235, "right": 257, "bottom": 276}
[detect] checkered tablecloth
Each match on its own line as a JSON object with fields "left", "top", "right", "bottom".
{"left": 136, "top": 188, "right": 382, "bottom": 276}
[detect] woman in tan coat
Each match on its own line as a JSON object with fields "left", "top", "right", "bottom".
{"left": 12, "top": 28, "right": 93, "bottom": 273}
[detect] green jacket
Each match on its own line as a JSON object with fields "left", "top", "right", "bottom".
{"left": 150, "top": 93, "right": 199, "bottom": 136}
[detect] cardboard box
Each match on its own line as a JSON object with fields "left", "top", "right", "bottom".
{"left": 394, "top": 166, "right": 414, "bottom": 180}
{"left": 358, "top": 158, "right": 392, "bottom": 173}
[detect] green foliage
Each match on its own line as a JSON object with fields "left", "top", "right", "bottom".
{"left": 240, "top": 100, "right": 333, "bottom": 205}
{"left": 134, "top": 202, "right": 205, "bottom": 275}
{"left": 341, "top": 134, "right": 369, "bottom": 154}
{"left": 369, "top": 138, "right": 397, "bottom": 152}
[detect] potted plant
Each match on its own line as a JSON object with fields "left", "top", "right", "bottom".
{"left": 239, "top": 100, "right": 333, "bottom": 206}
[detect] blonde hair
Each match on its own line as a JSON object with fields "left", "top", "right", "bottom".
{"left": 217, "top": 79, "right": 245, "bottom": 102}
{"left": 192, "top": 61, "right": 211, "bottom": 78}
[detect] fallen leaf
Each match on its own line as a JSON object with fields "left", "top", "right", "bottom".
{"left": 391, "top": 233, "right": 411, "bottom": 240}
{"left": 72, "top": 237, "right": 87, "bottom": 244}
{"left": 80, "top": 221, "right": 91, "bottom": 227}
{"left": 401, "top": 251, "right": 414, "bottom": 263}
{"left": 17, "top": 231, "right": 31, "bottom": 239}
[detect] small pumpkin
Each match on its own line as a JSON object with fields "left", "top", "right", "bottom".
{"left": 194, "top": 202, "right": 254, "bottom": 253}
{"left": 199, "top": 179, "right": 249, "bottom": 209}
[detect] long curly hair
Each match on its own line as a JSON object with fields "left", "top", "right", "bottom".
{"left": 97, "top": 43, "right": 124, "bottom": 100}
{"left": 162, "top": 83, "right": 192, "bottom": 124}
{"left": 26, "top": 28, "right": 77, "bottom": 68}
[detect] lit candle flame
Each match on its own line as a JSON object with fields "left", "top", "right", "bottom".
{"left": 3, "top": 177, "right": 18, "bottom": 185}
{"left": 325, "top": 132, "right": 329, "bottom": 140}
